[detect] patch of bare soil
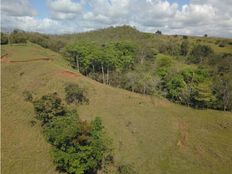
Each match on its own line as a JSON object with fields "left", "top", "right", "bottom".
{"left": 1, "top": 54, "right": 10, "bottom": 63}
{"left": 60, "top": 70, "right": 80, "bottom": 78}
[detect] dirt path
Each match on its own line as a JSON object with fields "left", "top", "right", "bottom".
{"left": 1, "top": 54, "right": 53, "bottom": 64}
{"left": 10, "top": 58, "right": 53, "bottom": 63}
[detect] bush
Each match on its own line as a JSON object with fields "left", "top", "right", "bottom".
{"left": 65, "top": 84, "right": 89, "bottom": 104}
{"left": 49, "top": 116, "right": 112, "bottom": 174}
{"left": 22, "top": 90, "right": 33, "bottom": 102}
{"left": 32, "top": 93, "right": 113, "bottom": 174}
{"left": 180, "top": 40, "right": 189, "bottom": 56}
{"left": 155, "top": 55, "right": 173, "bottom": 78}
{"left": 33, "top": 93, "right": 66, "bottom": 125}
{"left": 43, "top": 111, "right": 80, "bottom": 148}
{"left": 166, "top": 74, "right": 187, "bottom": 100}
{"left": 10, "top": 29, "right": 27, "bottom": 44}
{"left": 189, "top": 44, "right": 213, "bottom": 64}
{"left": 218, "top": 41, "right": 226, "bottom": 47}
{"left": 1, "top": 32, "right": 8, "bottom": 45}
{"left": 158, "top": 42, "right": 180, "bottom": 56}
{"left": 155, "top": 30, "right": 162, "bottom": 35}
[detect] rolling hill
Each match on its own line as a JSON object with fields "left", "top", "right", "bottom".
{"left": 1, "top": 43, "right": 232, "bottom": 174}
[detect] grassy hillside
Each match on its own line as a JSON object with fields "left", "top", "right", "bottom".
{"left": 1, "top": 43, "right": 232, "bottom": 174}
{"left": 55, "top": 26, "right": 232, "bottom": 54}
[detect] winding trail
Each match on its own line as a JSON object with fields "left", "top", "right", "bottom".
{"left": 1, "top": 53, "right": 53, "bottom": 64}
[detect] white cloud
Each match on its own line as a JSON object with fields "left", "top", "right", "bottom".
{"left": 47, "top": 0, "right": 82, "bottom": 20}
{"left": 1, "top": 0, "right": 36, "bottom": 17}
{"left": 1, "top": 0, "right": 232, "bottom": 37}
{"left": 1, "top": 16, "right": 59, "bottom": 33}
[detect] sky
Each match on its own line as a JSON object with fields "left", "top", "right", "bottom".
{"left": 1, "top": 0, "right": 232, "bottom": 37}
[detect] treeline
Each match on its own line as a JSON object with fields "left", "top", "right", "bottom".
{"left": 1, "top": 29, "right": 66, "bottom": 52}
{"left": 63, "top": 40, "right": 232, "bottom": 111}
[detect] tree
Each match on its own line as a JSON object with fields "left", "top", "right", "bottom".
{"left": 33, "top": 93, "right": 66, "bottom": 125}
{"left": 64, "top": 41, "right": 137, "bottom": 84}
{"left": 213, "top": 74, "right": 232, "bottom": 111}
{"left": 10, "top": 29, "right": 27, "bottom": 44}
{"left": 1, "top": 32, "right": 8, "bottom": 44}
{"left": 65, "top": 83, "right": 89, "bottom": 104}
{"left": 158, "top": 41, "right": 180, "bottom": 56}
{"left": 180, "top": 40, "right": 189, "bottom": 56}
{"left": 192, "top": 81, "right": 216, "bottom": 108}
{"left": 156, "top": 55, "right": 173, "bottom": 78}
{"left": 155, "top": 30, "right": 162, "bottom": 35}
{"left": 211, "top": 53, "right": 232, "bottom": 111}
{"left": 166, "top": 74, "right": 187, "bottom": 101}
{"left": 123, "top": 71, "right": 139, "bottom": 92}
{"left": 189, "top": 44, "right": 213, "bottom": 64}
{"left": 43, "top": 112, "right": 80, "bottom": 148}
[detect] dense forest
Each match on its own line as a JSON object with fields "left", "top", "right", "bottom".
{"left": 1, "top": 26, "right": 232, "bottom": 111}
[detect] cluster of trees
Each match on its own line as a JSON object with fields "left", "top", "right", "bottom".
{"left": 27, "top": 32, "right": 65, "bottom": 51}
{"left": 63, "top": 39, "right": 232, "bottom": 111}
{"left": 162, "top": 68, "right": 216, "bottom": 108}
{"left": 64, "top": 42, "right": 137, "bottom": 84}
{"left": 121, "top": 64, "right": 158, "bottom": 94}
{"left": 1, "top": 30, "right": 65, "bottom": 52}
{"left": 155, "top": 51, "right": 232, "bottom": 111}
{"left": 1, "top": 30, "right": 27, "bottom": 44}
{"left": 210, "top": 53, "right": 232, "bottom": 111}
{"left": 32, "top": 86, "right": 113, "bottom": 174}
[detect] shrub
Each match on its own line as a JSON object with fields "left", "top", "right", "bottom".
{"left": 65, "top": 84, "right": 89, "bottom": 104}
{"left": 43, "top": 111, "right": 80, "bottom": 148}
{"left": 50, "top": 116, "right": 112, "bottom": 174}
{"left": 32, "top": 93, "right": 113, "bottom": 174}
{"left": 155, "top": 30, "right": 162, "bottom": 35}
{"left": 158, "top": 42, "right": 180, "bottom": 56}
{"left": 189, "top": 44, "right": 213, "bottom": 64}
{"left": 155, "top": 55, "right": 173, "bottom": 78}
{"left": 192, "top": 80, "right": 216, "bottom": 108}
{"left": 10, "top": 29, "right": 27, "bottom": 44}
{"left": 166, "top": 74, "right": 187, "bottom": 100}
{"left": 1, "top": 32, "right": 8, "bottom": 45}
{"left": 180, "top": 40, "right": 189, "bottom": 56}
{"left": 22, "top": 90, "right": 33, "bottom": 102}
{"left": 218, "top": 41, "right": 226, "bottom": 47}
{"left": 33, "top": 93, "right": 66, "bottom": 125}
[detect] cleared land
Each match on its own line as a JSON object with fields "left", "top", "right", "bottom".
{"left": 1, "top": 43, "right": 232, "bottom": 174}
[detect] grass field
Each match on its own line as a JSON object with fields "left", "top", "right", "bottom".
{"left": 1, "top": 43, "right": 232, "bottom": 174}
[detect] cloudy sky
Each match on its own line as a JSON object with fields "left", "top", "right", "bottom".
{"left": 1, "top": 0, "right": 232, "bottom": 37}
